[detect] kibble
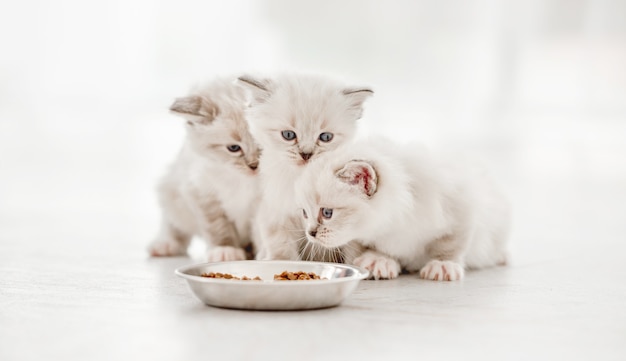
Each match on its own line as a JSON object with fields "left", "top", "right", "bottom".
{"left": 199, "top": 270, "right": 326, "bottom": 281}
{"left": 273, "top": 271, "right": 324, "bottom": 281}
{"left": 200, "top": 272, "right": 261, "bottom": 281}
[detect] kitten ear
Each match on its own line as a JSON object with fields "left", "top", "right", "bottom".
{"left": 237, "top": 75, "right": 273, "bottom": 103}
{"left": 170, "top": 96, "right": 219, "bottom": 125}
{"left": 336, "top": 160, "right": 378, "bottom": 197}
{"left": 342, "top": 87, "right": 373, "bottom": 118}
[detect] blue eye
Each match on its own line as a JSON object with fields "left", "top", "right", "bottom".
{"left": 321, "top": 208, "right": 333, "bottom": 219}
{"left": 319, "top": 132, "right": 333, "bottom": 142}
{"left": 227, "top": 144, "right": 241, "bottom": 152}
{"left": 281, "top": 130, "right": 297, "bottom": 141}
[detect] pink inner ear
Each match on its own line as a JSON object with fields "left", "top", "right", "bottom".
{"left": 350, "top": 166, "right": 373, "bottom": 195}
{"left": 337, "top": 161, "right": 377, "bottom": 197}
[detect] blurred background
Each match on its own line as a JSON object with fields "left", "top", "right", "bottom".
{"left": 1, "top": 0, "right": 625, "bottom": 263}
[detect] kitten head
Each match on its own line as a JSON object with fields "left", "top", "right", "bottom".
{"left": 170, "top": 78, "right": 261, "bottom": 174}
{"left": 237, "top": 73, "right": 372, "bottom": 166}
{"left": 296, "top": 159, "right": 379, "bottom": 248}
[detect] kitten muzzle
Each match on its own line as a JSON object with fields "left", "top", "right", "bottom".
{"left": 247, "top": 161, "right": 259, "bottom": 171}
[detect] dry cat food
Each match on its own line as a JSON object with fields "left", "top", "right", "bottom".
{"left": 200, "top": 272, "right": 261, "bottom": 281}
{"left": 199, "top": 271, "right": 326, "bottom": 281}
{"left": 273, "top": 271, "right": 325, "bottom": 280}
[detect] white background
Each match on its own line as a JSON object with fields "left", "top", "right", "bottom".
{"left": 2, "top": 0, "right": 625, "bottom": 260}
{"left": 1, "top": 1, "right": 625, "bottom": 360}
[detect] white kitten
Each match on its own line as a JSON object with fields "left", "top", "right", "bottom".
{"left": 295, "top": 138, "right": 511, "bottom": 281}
{"left": 148, "top": 77, "right": 261, "bottom": 261}
{"left": 237, "top": 73, "right": 373, "bottom": 260}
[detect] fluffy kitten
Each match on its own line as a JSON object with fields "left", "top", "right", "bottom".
{"left": 295, "top": 138, "right": 511, "bottom": 281}
{"left": 148, "top": 78, "right": 261, "bottom": 261}
{"left": 237, "top": 73, "right": 373, "bottom": 260}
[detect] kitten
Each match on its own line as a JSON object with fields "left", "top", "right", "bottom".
{"left": 295, "top": 138, "right": 511, "bottom": 281}
{"left": 148, "top": 77, "right": 261, "bottom": 261}
{"left": 236, "top": 73, "right": 373, "bottom": 260}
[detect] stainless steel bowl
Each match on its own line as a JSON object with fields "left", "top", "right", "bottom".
{"left": 175, "top": 260, "right": 369, "bottom": 310}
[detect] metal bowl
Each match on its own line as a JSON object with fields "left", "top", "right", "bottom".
{"left": 175, "top": 260, "right": 369, "bottom": 311}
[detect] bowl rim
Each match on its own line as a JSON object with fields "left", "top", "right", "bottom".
{"left": 175, "top": 260, "right": 370, "bottom": 285}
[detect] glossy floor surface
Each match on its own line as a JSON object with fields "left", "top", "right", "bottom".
{"left": 2, "top": 1, "right": 626, "bottom": 360}
{"left": 1, "top": 108, "right": 625, "bottom": 361}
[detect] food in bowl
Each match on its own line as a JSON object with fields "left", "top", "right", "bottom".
{"left": 273, "top": 271, "right": 325, "bottom": 280}
{"left": 175, "top": 260, "right": 369, "bottom": 310}
{"left": 200, "top": 272, "right": 261, "bottom": 280}
{"left": 199, "top": 270, "right": 325, "bottom": 281}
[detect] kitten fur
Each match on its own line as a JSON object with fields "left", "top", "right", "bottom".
{"left": 295, "top": 138, "right": 511, "bottom": 281}
{"left": 237, "top": 73, "right": 373, "bottom": 260}
{"left": 148, "top": 77, "right": 261, "bottom": 261}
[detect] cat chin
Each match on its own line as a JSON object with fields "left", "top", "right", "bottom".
{"left": 307, "top": 237, "right": 344, "bottom": 249}
{"left": 306, "top": 237, "right": 326, "bottom": 247}
{"left": 231, "top": 163, "right": 259, "bottom": 176}
{"left": 283, "top": 157, "right": 310, "bottom": 167}
{"left": 295, "top": 154, "right": 321, "bottom": 166}
{"left": 243, "top": 168, "right": 259, "bottom": 176}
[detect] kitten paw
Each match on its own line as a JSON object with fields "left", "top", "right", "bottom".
{"left": 353, "top": 252, "right": 401, "bottom": 280}
{"left": 207, "top": 246, "right": 246, "bottom": 262}
{"left": 148, "top": 239, "right": 187, "bottom": 257}
{"left": 419, "top": 260, "right": 464, "bottom": 281}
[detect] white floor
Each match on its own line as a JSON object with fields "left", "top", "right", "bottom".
{"left": 2, "top": 2, "right": 626, "bottom": 360}
{"left": 1, "top": 105, "right": 625, "bottom": 361}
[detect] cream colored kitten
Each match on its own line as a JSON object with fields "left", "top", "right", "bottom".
{"left": 295, "top": 138, "right": 510, "bottom": 281}
{"left": 237, "top": 73, "right": 373, "bottom": 261}
{"left": 148, "top": 78, "right": 261, "bottom": 261}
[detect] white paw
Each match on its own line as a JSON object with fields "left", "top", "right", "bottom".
{"left": 353, "top": 252, "right": 401, "bottom": 280}
{"left": 206, "top": 246, "right": 246, "bottom": 262}
{"left": 148, "top": 239, "right": 187, "bottom": 257}
{"left": 419, "top": 260, "right": 464, "bottom": 281}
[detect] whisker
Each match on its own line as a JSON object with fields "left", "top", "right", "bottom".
{"left": 315, "top": 243, "right": 328, "bottom": 263}
{"left": 310, "top": 242, "right": 321, "bottom": 262}
{"left": 309, "top": 243, "right": 317, "bottom": 261}
{"left": 306, "top": 241, "right": 317, "bottom": 261}
{"left": 298, "top": 240, "right": 312, "bottom": 261}
{"left": 297, "top": 245, "right": 305, "bottom": 261}
{"left": 339, "top": 242, "right": 363, "bottom": 264}
{"left": 313, "top": 243, "right": 322, "bottom": 262}
{"left": 296, "top": 242, "right": 303, "bottom": 260}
